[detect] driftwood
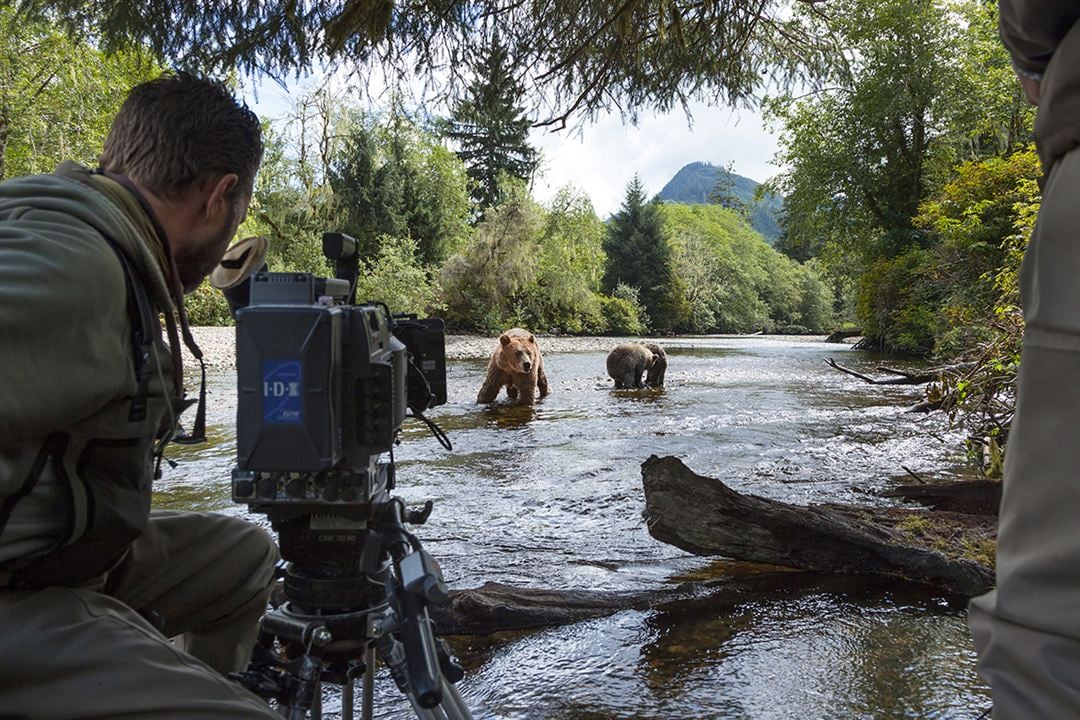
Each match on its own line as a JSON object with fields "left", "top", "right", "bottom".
{"left": 429, "top": 582, "right": 666, "bottom": 635}
{"left": 825, "top": 358, "right": 938, "bottom": 385}
{"left": 641, "top": 455, "right": 995, "bottom": 596}
{"left": 883, "top": 479, "right": 1001, "bottom": 516}
{"left": 430, "top": 573, "right": 815, "bottom": 636}
{"left": 825, "top": 329, "right": 863, "bottom": 343}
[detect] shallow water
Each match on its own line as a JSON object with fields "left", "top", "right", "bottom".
{"left": 161, "top": 337, "right": 991, "bottom": 719}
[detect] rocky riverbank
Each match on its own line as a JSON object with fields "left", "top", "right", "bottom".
{"left": 183, "top": 326, "right": 646, "bottom": 369}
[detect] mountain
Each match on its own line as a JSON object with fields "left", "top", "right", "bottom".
{"left": 657, "top": 162, "right": 783, "bottom": 242}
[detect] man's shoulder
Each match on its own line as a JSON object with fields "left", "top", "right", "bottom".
{"left": 0, "top": 166, "right": 115, "bottom": 226}
{"left": 0, "top": 169, "right": 126, "bottom": 299}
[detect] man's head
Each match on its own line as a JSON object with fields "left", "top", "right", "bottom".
{"left": 100, "top": 73, "right": 263, "bottom": 293}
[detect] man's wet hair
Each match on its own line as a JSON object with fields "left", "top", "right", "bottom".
{"left": 100, "top": 72, "right": 263, "bottom": 201}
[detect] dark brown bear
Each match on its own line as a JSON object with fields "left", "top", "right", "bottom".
{"left": 642, "top": 343, "right": 668, "bottom": 387}
{"left": 606, "top": 342, "right": 664, "bottom": 389}
{"left": 476, "top": 328, "right": 549, "bottom": 405}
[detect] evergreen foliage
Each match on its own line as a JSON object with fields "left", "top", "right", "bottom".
{"left": 0, "top": 7, "right": 159, "bottom": 180}
{"left": 26, "top": 0, "right": 836, "bottom": 128}
{"left": 707, "top": 161, "right": 751, "bottom": 219}
{"left": 444, "top": 37, "right": 538, "bottom": 213}
{"left": 331, "top": 111, "right": 470, "bottom": 264}
{"left": 603, "top": 176, "right": 688, "bottom": 332}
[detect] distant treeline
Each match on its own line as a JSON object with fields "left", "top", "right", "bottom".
{"left": 182, "top": 92, "right": 834, "bottom": 336}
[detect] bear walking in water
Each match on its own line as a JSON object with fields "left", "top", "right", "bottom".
{"left": 606, "top": 342, "right": 667, "bottom": 389}
{"left": 477, "top": 328, "right": 549, "bottom": 405}
{"left": 642, "top": 343, "right": 668, "bottom": 387}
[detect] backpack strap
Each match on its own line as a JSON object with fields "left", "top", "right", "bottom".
{"left": 101, "top": 235, "right": 156, "bottom": 423}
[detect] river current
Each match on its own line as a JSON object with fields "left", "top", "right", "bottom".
{"left": 161, "top": 336, "right": 992, "bottom": 719}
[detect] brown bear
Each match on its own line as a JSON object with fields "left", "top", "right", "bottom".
{"left": 607, "top": 342, "right": 665, "bottom": 389}
{"left": 642, "top": 343, "right": 668, "bottom": 387}
{"left": 476, "top": 328, "right": 549, "bottom": 405}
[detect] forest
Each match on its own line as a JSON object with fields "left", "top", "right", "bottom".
{"left": 3, "top": 0, "right": 1037, "bottom": 476}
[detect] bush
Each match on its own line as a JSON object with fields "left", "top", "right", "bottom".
{"left": 353, "top": 235, "right": 442, "bottom": 316}
{"left": 184, "top": 280, "right": 233, "bottom": 326}
{"left": 600, "top": 283, "right": 648, "bottom": 335}
{"left": 856, "top": 248, "right": 942, "bottom": 355}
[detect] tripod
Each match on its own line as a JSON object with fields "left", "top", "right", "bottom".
{"left": 234, "top": 499, "right": 474, "bottom": 720}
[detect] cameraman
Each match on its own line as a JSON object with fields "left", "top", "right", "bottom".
{"left": 968, "top": 2, "right": 1080, "bottom": 717}
{"left": 0, "top": 74, "right": 279, "bottom": 718}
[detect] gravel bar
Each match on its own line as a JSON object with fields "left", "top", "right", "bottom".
{"left": 182, "top": 326, "right": 651, "bottom": 370}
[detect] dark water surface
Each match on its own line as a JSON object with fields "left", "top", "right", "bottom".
{"left": 161, "top": 337, "right": 991, "bottom": 719}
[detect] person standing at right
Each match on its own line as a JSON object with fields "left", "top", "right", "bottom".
{"left": 968, "top": 2, "right": 1080, "bottom": 717}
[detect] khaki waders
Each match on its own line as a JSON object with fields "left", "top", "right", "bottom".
{"left": 969, "top": 146, "right": 1080, "bottom": 718}
{"left": 0, "top": 511, "right": 279, "bottom": 719}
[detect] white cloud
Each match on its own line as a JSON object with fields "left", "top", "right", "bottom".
{"left": 531, "top": 101, "right": 782, "bottom": 217}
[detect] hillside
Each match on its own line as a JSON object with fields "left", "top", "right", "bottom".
{"left": 657, "top": 161, "right": 783, "bottom": 242}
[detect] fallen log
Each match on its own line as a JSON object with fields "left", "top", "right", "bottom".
{"left": 641, "top": 455, "right": 995, "bottom": 597}
{"left": 430, "top": 582, "right": 665, "bottom": 635}
{"left": 430, "top": 572, "right": 808, "bottom": 635}
{"left": 825, "top": 358, "right": 937, "bottom": 385}
{"left": 883, "top": 479, "right": 1001, "bottom": 516}
{"left": 825, "top": 329, "right": 863, "bottom": 343}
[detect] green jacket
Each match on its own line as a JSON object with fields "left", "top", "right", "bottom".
{"left": 0, "top": 162, "right": 183, "bottom": 587}
{"left": 999, "top": 1, "right": 1080, "bottom": 171}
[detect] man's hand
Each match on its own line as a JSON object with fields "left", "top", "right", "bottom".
{"left": 1019, "top": 73, "right": 1041, "bottom": 106}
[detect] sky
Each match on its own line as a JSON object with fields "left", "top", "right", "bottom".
{"left": 530, "top": 102, "right": 782, "bottom": 217}
{"left": 243, "top": 79, "right": 782, "bottom": 219}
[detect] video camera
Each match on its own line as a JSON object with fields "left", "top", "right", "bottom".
{"left": 229, "top": 232, "right": 446, "bottom": 576}
{"left": 214, "top": 233, "right": 470, "bottom": 719}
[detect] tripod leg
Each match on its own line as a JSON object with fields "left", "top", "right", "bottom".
{"left": 362, "top": 643, "right": 376, "bottom": 720}
{"left": 342, "top": 678, "right": 353, "bottom": 720}
{"left": 437, "top": 677, "right": 474, "bottom": 720}
{"left": 404, "top": 693, "right": 447, "bottom": 720}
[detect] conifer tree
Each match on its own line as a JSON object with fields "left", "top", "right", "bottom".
{"left": 444, "top": 36, "right": 539, "bottom": 213}
{"left": 602, "top": 176, "right": 688, "bottom": 331}
{"left": 708, "top": 161, "right": 750, "bottom": 219}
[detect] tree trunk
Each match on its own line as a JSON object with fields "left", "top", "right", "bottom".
{"left": 641, "top": 455, "right": 995, "bottom": 596}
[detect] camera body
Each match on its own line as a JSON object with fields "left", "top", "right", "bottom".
{"left": 230, "top": 233, "right": 447, "bottom": 571}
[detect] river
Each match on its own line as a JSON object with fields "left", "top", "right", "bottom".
{"left": 161, "top": 335, "right": 992, "bottom": 719}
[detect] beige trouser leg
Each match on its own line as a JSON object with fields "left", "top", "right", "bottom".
{"left": 104, "top": 510, "right": 279, "bottom": 675}
{"left": 0, "top": 511, "right": 279, "bottom": 719}
{"left": 969, "top": 147, "right": 1080, "bottom": 718}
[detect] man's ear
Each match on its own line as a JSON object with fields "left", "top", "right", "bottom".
{"left": 203, "top": 173, "right": 240, "bottom": 220}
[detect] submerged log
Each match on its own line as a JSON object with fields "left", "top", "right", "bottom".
{"left": 431, "top": 571, "right": 868, "bottom": 636}
{"left": 430, "top": 582, "right": 665, "bottom": 635}
{"left": 883, "top": 479, "right": 1001, "bottom": 516}
{"left": 641, "top": 455, "right": 996, "bottom": 597}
